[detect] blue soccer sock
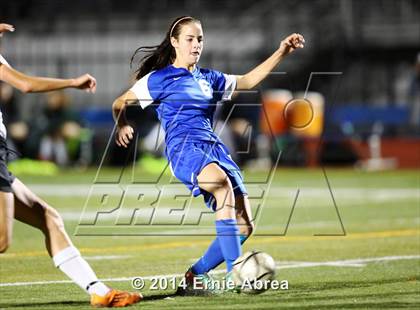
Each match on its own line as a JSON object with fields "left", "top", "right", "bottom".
{"left": 192, "top": 231, "right": 249, "bottom": 275}
{"left": 192, "top": 219, "right": 242, "bottom": 274}
{"left": 239, "top": 234, "right": 249, "bottom": 244}
{"left": 216, "top": 219, "right": 241, "bottom": 272}
{"left": 191, "top": 238, "right": 221, "bottom": 275}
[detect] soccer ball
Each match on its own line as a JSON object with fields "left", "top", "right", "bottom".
{"left": 231, "top": 250, "right": 276, "bottom": 294}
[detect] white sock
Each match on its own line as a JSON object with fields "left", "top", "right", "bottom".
{"left": 53, "top": 246, "right": 110, "bottom": 296}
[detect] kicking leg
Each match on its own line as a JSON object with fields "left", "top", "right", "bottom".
{"left": 192, "top": 163, "right": 241, "bottom": 274}
{"left": 197, "top": 163, "right": 240, "bottom": 272}
{"left": 178, "top": 163, "right": 242, "bottom": 295}
{"left": 11, "top": 178, "right": 141, "bottom": 306}
{"left": 191, "top": 194, "right": 254, "bottom": 275}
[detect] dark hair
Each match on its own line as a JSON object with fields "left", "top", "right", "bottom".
{"left": 130, "top": 16, "right": 201, "bottom": 80}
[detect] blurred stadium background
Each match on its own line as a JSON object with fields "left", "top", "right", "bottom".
{"left": 0, "top": 1, "right": 419, "bottom": 309}
{"left": 0, "top": 0, "right": 419, "bottom": 169}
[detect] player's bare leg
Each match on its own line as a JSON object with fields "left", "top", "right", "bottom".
{"left": 11, "top": 178, "right": 141, "bottom": 307}
{"left": 12, "top": 178, "right": 72, "bottom": 255}
{"left": 235, "top": 194, "right": 254, "bottom": 240}
{"left": 0, "top": 191, "right": 14, "bottom": 253}
{"left": 197, "top": 163, "right": 236, "bottom": 220}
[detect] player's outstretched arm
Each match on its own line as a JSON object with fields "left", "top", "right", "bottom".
{"left": 112, "top": 90, "right": 137, "bottom": 148}
{"left": 0, "top": 23, "right": 15, "bottom": 36}
{"left": 236, "top": 33, "right": 305, "bottom": 90}
{"left": 0, "top": 22, "right": 96, "bottom": 93}
{"left": 0, "top": 64, "right": 96, "bottom": 93}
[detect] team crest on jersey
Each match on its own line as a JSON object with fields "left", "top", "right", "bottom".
{"left": 198, "top": 79, "right": 212, "bottom": 97}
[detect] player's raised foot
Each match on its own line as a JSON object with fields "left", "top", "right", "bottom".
{"left": 90, "top": 289, "right": 142, "bottom": 307}
{"left": 176, "top": 267, "right": 218, "bottom": 296}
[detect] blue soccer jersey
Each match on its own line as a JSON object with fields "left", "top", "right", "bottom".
{"left": 130, "top": 65, "right": 236, "bottom": 147}
{"left": 130, "top": 65, "right": 246, "bottom": 209}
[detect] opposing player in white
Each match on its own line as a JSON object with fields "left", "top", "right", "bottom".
{"left": 0, "top": 23, "right": 141, "bottom": 307}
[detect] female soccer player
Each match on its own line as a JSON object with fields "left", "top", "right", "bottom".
{"left": 0, "top": 23, "right": 141, "bottom": 307}
{"left": 112, "top": 16, "right": 304, "bottom": 294}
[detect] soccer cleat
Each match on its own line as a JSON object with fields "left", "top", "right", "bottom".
{"left": 90, "top": 289, "right": 142, "bottom": 307}
{"left": 176, "top": 267, "right": 218, "bottom": 296}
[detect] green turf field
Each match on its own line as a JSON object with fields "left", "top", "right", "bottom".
{"left": 0, "top": 167, "right": 419, "bottom": 309}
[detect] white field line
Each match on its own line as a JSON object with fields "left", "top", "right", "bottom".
{"left": 61, "top": 209, "right": 420, "bottom": 225}
{"left": 26, "top": 184, "right": 419, "bottom": 199}
{"left": 276, "top": 261, "right": 366, "bottom": 267}
{"left": 1, "top": 255, "right": 419, "bottom": 287}
{"left": 84, "top": 255, "right": 132, "bottom": 261}
{"left": 275, "top": 255, "right": 420, "bottom": 269}
{"left": 62, "top": 214, "right": 420, "bottom": 237}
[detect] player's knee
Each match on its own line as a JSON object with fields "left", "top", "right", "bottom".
{"left": 239, "top": 222, "right": 254, "bottom": 238}
{"left": 214, "top": 179, "right": 235, "bottom": 206}
{"left": 245, "top": 222, "right": 254, "bottom": 237}
{"left": 44, "top": 205, "right": 65, "bottom": 233}
{"left": 214, "top": 176, "right": 233, "bottom": 196}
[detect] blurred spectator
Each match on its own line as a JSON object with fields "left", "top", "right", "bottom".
{"left": 0, "top": 82, "right": 29, "bottom": 157}
{"left": 408, "top": 53, "right": 420, "bottom": 129}
{"left": 32, "top": 91, "right": 83, "bottom": 166}
{"left": 215, "top": 91, "right": 260, "bottom": 166}
{"left": 107, "top": 104, "right": 162, "bottom": 166}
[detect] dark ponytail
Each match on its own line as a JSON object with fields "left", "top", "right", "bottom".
{"left": 130, "top": 16, "right": 200, "bottom": 80}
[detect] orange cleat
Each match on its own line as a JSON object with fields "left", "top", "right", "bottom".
{"left": 90, "top": 289, "right": 142, "bottom": 307}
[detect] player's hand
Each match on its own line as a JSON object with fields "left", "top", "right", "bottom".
{"left": 278, "top": 33, "right": 305, "bottom": 57}
{"left": 116, "top": 125, "right": 134, "bottom": 148}
{"left": 71, "top": 74, "right": 97, "bottom": 93}
{"left": 0, "top": 23, "right": 15, "bottom": 37}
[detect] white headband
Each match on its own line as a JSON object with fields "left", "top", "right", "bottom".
{"left": 170, "top": 16, "right": 193, "bottom": 37}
